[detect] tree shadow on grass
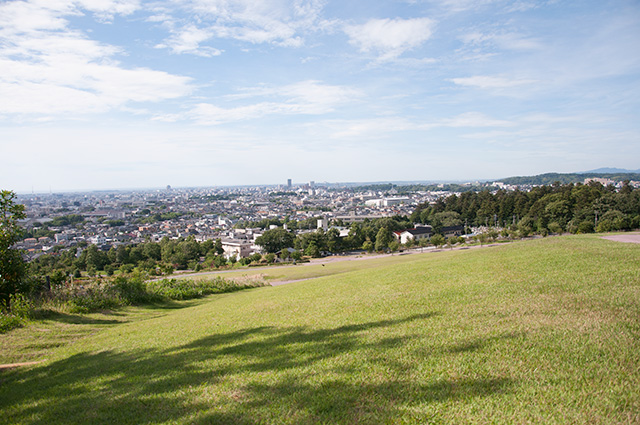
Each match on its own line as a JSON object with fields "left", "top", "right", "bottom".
{"left": 446, "top": 332, "right": 525, "bottom": 354}
{"left": 37, "top": 311, "right": 123, "bottom": 326}
{"left": 0, "top": 312, "right": 515, "bottom": 424}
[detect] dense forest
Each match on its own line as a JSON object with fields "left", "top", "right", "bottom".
{"left": 499, "top": 172, "right": 640, "bottom": 185}
{"left": 411, "top": 181, "right": 640, "bottom": 235}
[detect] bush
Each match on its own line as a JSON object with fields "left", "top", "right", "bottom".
{"left": 548, "top": 222, "right": 563, "bottom": 234}
{"left": 577, "top": 221, "right": 595, "bottom": 234}
{"left": 0, "top": 293, "right": 35, "bottom": 333}
{"left": 119, "top": 264, "right": 134, "bottom": 274}
{"left": 2, "top": 274, "right": 264, "bottom": 321}
{"left": 7, "top": 293, "right": 35, "bottom": 319}
{"left": 147, "top": 277, "right": 264, "bottom": 301}
{"left": 111, "top": 275, "right": 152, "bottom": 304}
{"left": 0, "top": 313, "right": 23, "bottom": 333}
{"left": 48, "top": 274, "right": 152, "bottom": 314}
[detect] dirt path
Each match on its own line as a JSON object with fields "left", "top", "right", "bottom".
{"left": 0, "top": 360, "right": 44, "bottom": 370}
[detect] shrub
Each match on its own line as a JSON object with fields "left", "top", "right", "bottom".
{"left": 3, "top": 274, "right": 263, "bottom": 321}
{"left": 548, "top": 222, "right": 563, "bottom": 234}
{"left": 577, "top": 221, "right": 595, "bottom": 234}
{"left": 0, "top": 313, "right": 23, "bottom": 333}
{"left": 111, "top": 275, "right": 152, "bottom": 304}
{"left": 0, "top": 293, "right": 36, "bottom": 333}
{"left": 147, "top": 277, "right": 264, "bottom": 301}
{"left": 7, "top": 293, "right": 35, "bottom": 319}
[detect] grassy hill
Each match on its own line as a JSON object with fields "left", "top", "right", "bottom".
{"left": 1, "top": 235, "right": 639, "bottom": 424}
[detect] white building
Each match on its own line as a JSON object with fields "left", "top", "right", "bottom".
{"left": 221, "top": 239, "right": 253, "bottom": 260}
{"left": 393, "top": 226, "right": 433, "bottom": 244}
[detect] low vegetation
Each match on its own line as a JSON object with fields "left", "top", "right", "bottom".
{"left": 1, "top": 275, "right": 265, "bottom": 333}
{"left": 1, "top": 235, "right": 639, "bottom": 423}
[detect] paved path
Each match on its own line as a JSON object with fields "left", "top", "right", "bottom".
{"left": 601, "top": 233, "right": 640, "bottom": 244}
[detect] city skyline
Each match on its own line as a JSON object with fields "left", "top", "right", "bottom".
{"left": 2, "top": 0, "right": 640, "bottom": 193}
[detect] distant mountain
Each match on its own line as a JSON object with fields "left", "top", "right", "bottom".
{"left": 500, "top": 171, "right": 640, "bottom": 186}
{"left": 578, "top": 167, "right": 640, "bottom": 174}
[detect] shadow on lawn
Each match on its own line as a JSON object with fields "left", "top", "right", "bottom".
{"left": 0, "top": 313, "right": 514, "bottom": 424}
{"left": 37, "top": 311, "right": 123, "bottom": 326}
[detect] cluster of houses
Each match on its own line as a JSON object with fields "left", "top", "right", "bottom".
{"left": 14, "top": 182, "right": 501, "bottom": 261}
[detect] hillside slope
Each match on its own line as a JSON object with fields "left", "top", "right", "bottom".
{"left": 1, "top": 236, "right": 639, "bottom": 424}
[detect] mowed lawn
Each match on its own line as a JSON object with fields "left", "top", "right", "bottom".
{"left": 1, "top": 235, "right": 639, "bottom": 424}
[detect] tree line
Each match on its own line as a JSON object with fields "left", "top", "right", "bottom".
{"left": 3, "top": 181, "right": 639, "bottom": 304}
{"left": 410, "top": 181, "right": 640, "bottom": 235}
{"left": 28, "top": 236, "right": 231, "bottom": 284}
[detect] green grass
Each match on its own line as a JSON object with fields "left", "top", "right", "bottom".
{"left": 1, "top": 235, "right": 639, "bottom": 424}
{"left": 186, "top": 251, "right": 433, "bottom": 284}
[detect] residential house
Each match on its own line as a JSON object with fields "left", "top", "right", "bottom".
{"left": 393, "top": 226, "right": 433, "bottom": 244}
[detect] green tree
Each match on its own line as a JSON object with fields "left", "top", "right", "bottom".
{"left": 213, "top": 255, "right": 227, "bottom": 268}
{"left": 116, "top": 245, "right": 129, "bottom": 264}
{"left": 214, "top": 239, "right": 224, "bottom": 255}
{"left": 304, "top": 242, "right": 321, "bottom": 258}
{"left": 143, "top": 242, "right": 161, "bottom": 261}
{"left": 374, "top": 227, "right": 393, "bottom": 252}
{"left": 325, "top": 228, "right": 342, "bottom": 253}
{"left": 255, "top": 228, "right": 294, "bottom": 254}
{"left": 430, "top": 234, "right": 445, "bottom": 249}
{"left": 389, "top": 240, "right": 400, "bottom": 253}
{"left": 0, "top": 191, "right": 27, "bottom": 302}
{"left": 476, "top": 233, "right": 488, "bottom": 246}
{"left": 362, "top": 239, "right": 374, "bottom": 253}
{"left": 84, "top": 245, "right": 108, "bottom": 271}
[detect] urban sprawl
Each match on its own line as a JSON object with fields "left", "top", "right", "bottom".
{"left": 16, "top": 177, "right": 636, "bottom": 264}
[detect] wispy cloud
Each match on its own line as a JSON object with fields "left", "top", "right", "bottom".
{"left": 344, "top": 17, "right": 435, "bottom": 61}
{"left": 157, "top": 80, "right": 361, "bottom": 125}
{"left": 155, "top": 24, "right": 223, "bottom": 56}
{"left": 459, "top": 31, "right": 542, "bottom": 51}
{"left": 439, "top": 0, "right": 497, "bottom": 13}
{"left": 436, "top": 112, "right": 513, "bottom": 128}
{"left": 154, "top": 0, "right": 326, "bottom": 55}
{"left": 450, "top": 75, "right": 537, "bottom": 89}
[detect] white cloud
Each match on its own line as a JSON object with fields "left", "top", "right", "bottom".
{"left": 179, "top": 80, "right": 361, "bottom": 125}
{"left": 0, "top": 0, "right": 193, "bottom": 117}
{"left": 155, "top": 24, "right": 223, "bottom": 56}
{"left": 75, "top": 0, "right": 141, "bottom": 21}
{"left": 344, "top": 17, "right": 435, "bottom": 61}
{"left": 154, "top": 0, "right": 326, "bottom": 54}
{"left": 450, "top": 75, "right": 537, "bottom": 88}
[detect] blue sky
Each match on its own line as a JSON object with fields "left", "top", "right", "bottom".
{"left": 1, "top": 0, "right": 639, "bottom": 192}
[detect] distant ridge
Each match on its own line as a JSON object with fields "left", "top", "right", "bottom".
{"left": 500, "top": 170, "right": 640, "bottom": 185}
{"left": 577, "top": 167, "right": 640, "bottom": 174}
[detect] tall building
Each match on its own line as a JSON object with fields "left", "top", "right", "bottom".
{"left": 287, "top": 179, "right": 292, "bottom": 188}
